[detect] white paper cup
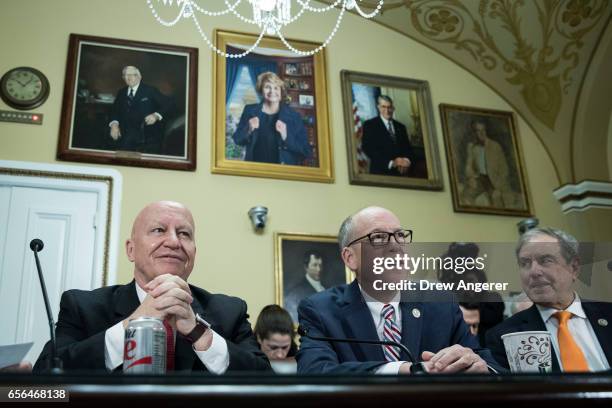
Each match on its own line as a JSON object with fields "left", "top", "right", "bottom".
{"left": 501, "top": 331, "right": 552, "bottom": 373}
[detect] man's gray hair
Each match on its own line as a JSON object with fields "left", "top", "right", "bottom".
{"left": 122, "top": 66, "right": 141, "bottom": 77}
{"left": 377, "top": 95, "right": 393, "bottom": 105}
{"left": 516, "top": 227, "right": 579, "bottom": 264}
{"left": 338, "top": 214, "right": 355, "bottom": 250}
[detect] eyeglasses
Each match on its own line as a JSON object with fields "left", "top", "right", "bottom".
{"left": 346, "top": 229, "right": 413, "bottom": 248}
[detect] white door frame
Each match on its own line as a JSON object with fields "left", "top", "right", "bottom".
{"left": 0, "top": 160, "right": 122, "bottom": 286}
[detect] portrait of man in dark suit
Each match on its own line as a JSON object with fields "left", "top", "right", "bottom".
{"left": 361, "top": 95, "right": 415, "bottom": 177}
{"left": 109, "top": 65, "right": 174, "bottom": 154}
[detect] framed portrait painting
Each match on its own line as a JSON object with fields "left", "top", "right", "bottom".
{"left": 57, "top": 34, "right": 198, "bottom": 170}
{"left": 212, "top": 30, "right": 333, "bottom": 183}
{"left": 439, "top": 104, "right": 532, "bottom": 216}
{"left": 340, "top": 70, "right": 443, "bottom": 190}
{"left": 274, "top": 233, "right": 351, "bottom": 323}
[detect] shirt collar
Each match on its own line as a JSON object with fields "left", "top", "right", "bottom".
{"left": 128, "top": 83, "right": 140, "bottom": 95}
{"left": 305, "top": 273, "right": 325, "bottom": 291}
{"left": 359, "top": 284, "right": 400, "bottom": 320}
{"left": 380, "top": 115, "right": 392, "bottom": 127}
{"left": 135, "top": 282, "right": 147, "bottom": 303}
{"left": 537, "top": 293, "right": 586, "bottom": 322}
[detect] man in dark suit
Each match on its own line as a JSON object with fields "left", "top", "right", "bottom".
{"left": 109, "top": 66, "right": 173, "bottom": 154}
{"left": 361, "top": 95, "right": 414, "bottom": 176}
{"left": 297, "top": 206, "right": 500, "bottom": 374}
{"left": 35, "top": 201, "right": 270, "bottom": 373}
{"left": 285, "top": 250, "right": 325, "bottom": 322}
{"left": 485, "top": 227, "right": 611, "bottom": 372}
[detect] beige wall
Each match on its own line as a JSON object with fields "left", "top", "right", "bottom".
{"left": 1, "top": 0, "right": 607, "bottom": 318}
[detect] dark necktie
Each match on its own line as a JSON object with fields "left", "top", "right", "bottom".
{"left": 387, "top": 121, "right": 396, "bottom": 142}
{"left": 128, "top": 88, "right": 135, "bottom": 99}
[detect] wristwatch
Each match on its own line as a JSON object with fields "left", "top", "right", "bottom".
{"left": 185, "top": 313, "right": 211, "bottom": 343}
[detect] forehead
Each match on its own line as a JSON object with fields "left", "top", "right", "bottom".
{"left": 264, "top": 333, "right": 292, "bottom": 344}
{"left": 378, "top": 100, "right": 392, "bottom": 107}
{"left": 519, "top": 234, "right": 561, "bottom": 256}
{"left": 354, "top": 209, "right": 401, "bottom": 236}
{"left": 308, "top": 255, "right": 323, "bottom": 264}
{"left": 124, "top": 67, "right": 139, "bottom": 76}
{"left": 136, "top": 204, "right": 194, "bottom": 230}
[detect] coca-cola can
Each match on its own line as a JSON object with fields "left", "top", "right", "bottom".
{"left": 123, "top": 317, "right": 166, "bottom": 374}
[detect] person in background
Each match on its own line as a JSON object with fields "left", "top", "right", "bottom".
{"left": 437, "top": 242, "right": 505, "bottom": 346}
{"left": 254, "top": 305, "right": 298, "bottom": 361}
{"left": 284, "top": 250, "right": 326, "bottom": 322}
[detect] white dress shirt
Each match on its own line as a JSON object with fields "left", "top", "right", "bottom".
{"left": 305, "top": 274, "right": 325, "bottom": 292}
{"left": 537, "top": 294, "right": 610, "bottom": 372}
{"left": 104, "top": 283, "right": 230, "bottom": 373}
{"left": 359, "top": 288, "right": 405, "bottom": 374}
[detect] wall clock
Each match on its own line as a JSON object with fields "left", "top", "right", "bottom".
{"left": 0, "top": 66, "right": 50, "bottom": 110}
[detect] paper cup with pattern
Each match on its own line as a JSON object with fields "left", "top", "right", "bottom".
{"left": 501, "top": 331, "right": 552, "bottom": 373}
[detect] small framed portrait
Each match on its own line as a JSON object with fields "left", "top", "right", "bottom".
{"left": 340, "top": 70, "right": 443, "bottom": 190}
{"left": 213, "top": 30, "right": 333, "bottom": 183}
{"left": 275, "top": 233, "right": 351, "bottom": 323}
{"left": 439, "top": 104, "right": 532, "bottom": 216}
{"left": 299, "top": 94, "right": 314, "bottom": 107}
{"left": 56, "top": 34, "right": 198, "bottom": 170}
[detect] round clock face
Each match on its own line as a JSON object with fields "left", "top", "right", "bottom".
{"left": 0, "top": 67, "right": 50, "bottom": 110}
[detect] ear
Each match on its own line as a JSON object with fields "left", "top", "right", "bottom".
{"left": 126, "top": 238, "right": 135, "bottom": 262}
{"left": 341, "top": 247, "right": 358, "bottom": 273}
{"left": 570, "top": 257, "right": 580, "bottom": 280}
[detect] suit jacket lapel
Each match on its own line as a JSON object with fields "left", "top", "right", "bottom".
{"left": 113, "top": 280, "right": 140, "bottom": 320}
{"left": 399, "top": 302, "right": 423, "bottom": 362}
{"left": 583, "top": 302, "right": 612, "bottom": 366}
{"left": 340, "top": 281, "right": 385, "bottom": 361}
{"left": 519, "top": 305, "right": 561, "bottom": 372}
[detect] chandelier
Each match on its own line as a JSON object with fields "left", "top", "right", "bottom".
{"left": 147, "top": 0, "right": 384, "bottom": 58}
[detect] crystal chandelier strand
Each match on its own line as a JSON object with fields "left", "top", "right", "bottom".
{"left": 352, "top": 0, "right": 384, "bottom": 19}
{"left": 148, "top": 0, "right": 188, "bottom": 26}
{"left": 189, "top": 9, "right": 267, "bottom": 58}
{"left": 295, "top": 0, "right": 343, "bottom": 13}
{"left": 226, "top": 0, "right": 258, "bottom": 25}
{"left": 275, "top": 2, "right": 346, "bottom": 56}
{"left": 189, "top": 0, "right": 242, "bottom": 16}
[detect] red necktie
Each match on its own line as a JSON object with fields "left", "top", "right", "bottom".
{"left": 163, "top": 320, "right": 175, "bottom": 371}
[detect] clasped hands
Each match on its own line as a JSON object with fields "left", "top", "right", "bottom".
{"left": 399, "top": 345, "right": 488, "bottom": 374}
{"left": 124, "top": 274, "right": 212, "bottom": 349}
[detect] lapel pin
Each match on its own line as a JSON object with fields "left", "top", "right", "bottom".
{"left": 598, "top": 318, "right": 608, "bottom": 327}
{"left": 412, "top": 308, "right": 421, "bottom": 319}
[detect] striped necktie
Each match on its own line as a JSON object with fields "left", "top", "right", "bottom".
{"left": 381, "top": 304, "right": 402, "bottom": 361}
{"left": 553, "top": 311, "right": 589, "bottom": 372}
{"left": 387, "top": 120, "right": 396, "bottom": 142}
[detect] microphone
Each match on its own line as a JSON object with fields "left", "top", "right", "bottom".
{"left": 298, "top": 325, "right": 426, "bottom": 374}
{"left": 29, "top": 238, "right": 63, "bottom": 373}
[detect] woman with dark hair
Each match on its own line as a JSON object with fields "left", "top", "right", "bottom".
{"left": 438, "top": 242, "right": 505, "bottom": 346}
{"left": 232, "top": 71, "right": 311, "bottom": 165}
{"left": 254, "top": 305, "right": 298, "bottom": 363}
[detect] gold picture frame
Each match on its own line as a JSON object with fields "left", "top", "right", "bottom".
{"left": 439, "top": 104, "right": 532, "bottom": 216}
{"left": 274, "top": 232, "right": 352, "bottom": 323}
{"left": 212, "top": 30, "right": 333, "bottom": 183}
{"left": 340, "top": 70, "right": 443, "bottom": 190}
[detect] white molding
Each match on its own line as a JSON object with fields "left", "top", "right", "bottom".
{"left": 553, "top": 180, "right": 612, "bottom": 213}
{"left": 0, "top": 160, "right": 122, "bottom": 285}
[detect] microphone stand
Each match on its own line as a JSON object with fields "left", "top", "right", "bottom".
{"left": 30, "top": 239, "right": 63, "bottom": 374}
{"left": 298, "top": 326, "right": 426, "bottom": 374}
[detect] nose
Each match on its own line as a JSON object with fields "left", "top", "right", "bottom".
{"left": 164, "top": 230, "right": 180, "bottom": 248}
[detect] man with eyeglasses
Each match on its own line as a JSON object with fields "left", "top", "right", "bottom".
{"left": 296, "top": 206, "right": 500, "bottom": 374}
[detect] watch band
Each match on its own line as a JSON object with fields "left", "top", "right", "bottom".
{"left": 185, "top": 313, "right": 211, "bottom": 343}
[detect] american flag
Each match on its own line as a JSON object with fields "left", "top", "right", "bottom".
{"left": 353, "top": 101, "right": 369, "bottom": 173}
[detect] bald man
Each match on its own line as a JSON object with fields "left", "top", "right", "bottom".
{"left": 35, "top": 201, "right": 270, "bottom": 373}
{"left": 296, "top": 206, "right": 501, "bottom": 374}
